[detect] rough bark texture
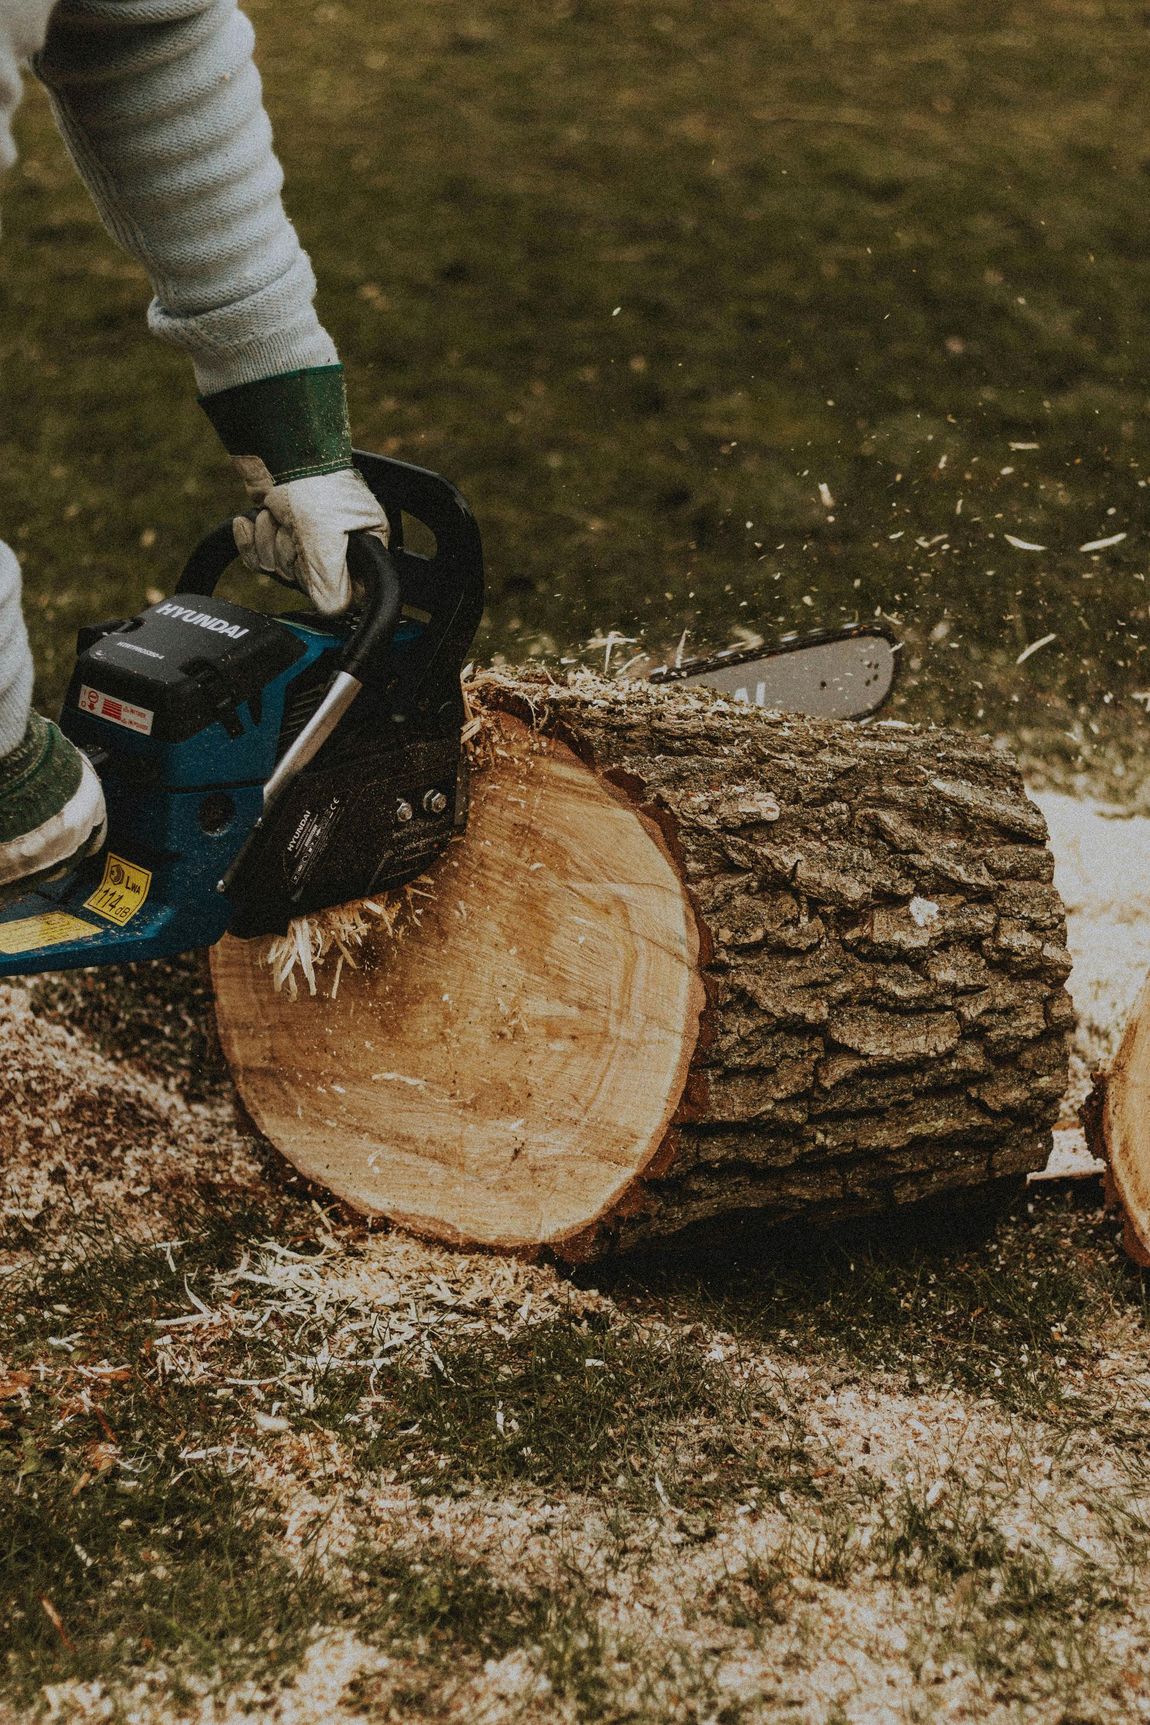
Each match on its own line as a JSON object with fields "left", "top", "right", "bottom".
{"left": 212, "top": 671, "right": 1074, "bottom": 1260}
{"left": 487, "top": 674, "right": 1073, "bottom": 1255}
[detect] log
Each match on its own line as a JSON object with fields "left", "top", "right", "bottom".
{"left": 211, "top": 672, "right": 1073, "bottom": 1259}
{"left": 1083, "top": 985, "right": 1150, "bottom": 1267}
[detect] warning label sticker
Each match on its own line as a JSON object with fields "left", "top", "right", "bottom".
{"left": 84, "top": 854, "right": 153, "bottom": 926}
{"left": 0, "top": 912, "right": 102, "bottom": 954}
{"left": 77, "top": 685, "right": 154, "bottom": 736}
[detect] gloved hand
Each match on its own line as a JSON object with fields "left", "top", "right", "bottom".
{"left": 199, "top": 364, "right": 387, "bottom": 616}
{"left": 231, "top": 462, "right": 388, "bottom": 615}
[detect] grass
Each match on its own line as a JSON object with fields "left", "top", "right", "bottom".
{"left": 866, "top": 1478, "right": 1129, "bottom": 1705}
{"left": 0, "top": 1223, "right": 635, "bottom": 1714}
{"left": 0, "top": 1210, "right": 334, "bottom": 1705}
{"left": 702, "top": 1426, "right": 1141, "bottom": 1711}
{"left": 1, "top": 1441, "right": 325, "bottom": 1703}
{"left": 623, "top": 1193, "right": 1150, "bottom": 1419}
{"left": 349, "top": 1544, "right": 618, "bottom": 1718}
{"left": 0, "top": 1219, "right": 784, "bottom": 1717}
{"left": 3, "top": 1, "right": 1150, "bottom": 794}
{"left": 3, "top": 1190, "right": 1150, "bottom": 1719}
{"left": 355, "top": 1319, "right": 785, "bottom": 1508}
{"left": 710, "top": 1551, "right": 792, "bottom": 1638}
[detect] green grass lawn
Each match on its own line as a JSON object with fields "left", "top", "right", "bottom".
{"left": 2, "top": 0, "right": 1150, "bottom": 788}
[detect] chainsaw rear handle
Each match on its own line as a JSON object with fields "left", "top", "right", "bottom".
{"left": 178, "top": 522, "right": 402, "bottom": 687}
{"left": 176, "top": 450, "right": 484, "bottom": 707}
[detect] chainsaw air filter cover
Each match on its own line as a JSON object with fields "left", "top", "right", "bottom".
{"left": 70, "top": 596, "right": 306, "bottom": 745}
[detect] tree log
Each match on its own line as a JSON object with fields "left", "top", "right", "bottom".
{"left": 211, "top": 672, "right": 1073, "bottom": 1259}
{"left": 1083, "top": 986, "right": 1150, "bottom": 1267}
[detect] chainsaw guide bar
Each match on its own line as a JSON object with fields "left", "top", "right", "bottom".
{"left": 650, "top": 623, "right": 899, "bottom": 720}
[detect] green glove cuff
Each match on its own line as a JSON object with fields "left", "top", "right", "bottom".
{"left": 199, "top": 364, "right": 353, "bottom": 483}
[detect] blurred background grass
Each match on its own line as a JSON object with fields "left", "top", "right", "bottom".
{"left": 2, "top": 0, "right": 1150, "bottom": 791}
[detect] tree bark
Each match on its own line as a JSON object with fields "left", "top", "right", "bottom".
{"left": 211, "top": 672, "right": 1073, "bottom": 1260}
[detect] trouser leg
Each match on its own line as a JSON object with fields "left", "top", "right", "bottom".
{"left": 0, "top": 545, "right": 33, "bottom": 755}
{"left": 0, "top": 0, "right": 61, "bottom": 757}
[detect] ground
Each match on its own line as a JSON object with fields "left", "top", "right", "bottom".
{"left": 3, "top": 0, "right": 1150, "bottom": 1719}
{"left": 3, "top": 903, "right": 1150, "bottom": 1725}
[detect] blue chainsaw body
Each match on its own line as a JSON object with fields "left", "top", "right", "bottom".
{"left": 0, "top": 618, "right": 332, "bottom": 973}
{"left": 0, "top": 453, "right": 484, "bottom": 978}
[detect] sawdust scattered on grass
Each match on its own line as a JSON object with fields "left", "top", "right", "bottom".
{"left": 1032, "top": 790, "right": 1150, "bottom": 1109}
{"left": 20, "top": 1253, "right": 1150, "bottom": 1725}
{"left": 0, "top": 985, "right": 260, "bottom": 1256}
{"left": 4, "top": 792, "right": 1150, "bottom": 1722}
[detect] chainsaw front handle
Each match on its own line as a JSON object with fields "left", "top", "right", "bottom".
{"left": 339, "top": 534, "right": 403, "bottom": 686}
{"left": 177, "top": 451, "right": 483, "bottom": 716}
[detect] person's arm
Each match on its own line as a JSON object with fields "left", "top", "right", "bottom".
{"left": 34, "top": 0, "right": 384, "bottom": 611}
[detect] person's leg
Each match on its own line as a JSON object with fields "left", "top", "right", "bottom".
{"left": 0, "top": 0, "right": 106, "bottom": 891}
{"left": 0, "top": 542, "right": 32, "bottom": 758}
{"left": 0, "top": 2, "right": 57, "bottom": 754}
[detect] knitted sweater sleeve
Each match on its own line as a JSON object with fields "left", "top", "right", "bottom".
{"left": 33, "top": 0, "right": 338, "bottom": 396}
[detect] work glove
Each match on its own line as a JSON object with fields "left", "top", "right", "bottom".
{"left": 230, "top": 465, "right": 387, "bottom": 615}
{"left": 199, "top": 363, "right": 388, "bottom": 615}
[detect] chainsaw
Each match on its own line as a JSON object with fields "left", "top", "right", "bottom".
{"left": 0, "top": 451, "right": 897, "bottom": 979}
{"left": 0, "top": 451, "right": 484, "bottom": 975}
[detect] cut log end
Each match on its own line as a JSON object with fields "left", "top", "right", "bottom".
{"left": 1083, "top": 979, "right": 1150, "bottom": 1265}
{"left": 212, "top": 672, "right": 1072, "bottom": 1261}
{"left": 212, "top": 711, "right": 706, "bottom": 1251}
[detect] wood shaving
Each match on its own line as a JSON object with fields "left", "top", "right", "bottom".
{"left": 263, "top": 893, "right": 418, "bottom": 1000}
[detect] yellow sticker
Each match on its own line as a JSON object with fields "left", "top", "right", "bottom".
{"left": 84, "top": 854, "right": 153, "bottom": 927}
{"left": 0, "top": 911, "right": 102, "bottom": 954}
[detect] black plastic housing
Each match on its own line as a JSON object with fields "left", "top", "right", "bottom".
{"left": 67, "top": 597, "right": 304, "bottom": 743}
{"left": 171, "top": 451, "right": 486, "bottom": 938}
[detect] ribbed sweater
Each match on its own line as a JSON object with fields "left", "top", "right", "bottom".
{"left": 0, "top": 0, "right": 337, "bottom": 752}
{"left": 33, "top": 0, "right": 337, "bottom": 393}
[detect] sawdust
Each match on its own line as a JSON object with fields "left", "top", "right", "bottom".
{"left": 0, "top": 985, "right": 261, "bottom": 1255}
{"left": 261, "top": 888, "right": 429, "bottom": 1000}
{"left": 34, "top": 1634, "right": 391, "bottom": 1725}
{"left": 5, "top": 790, "right": 1150, "bottom": 1722}
{"left": 31, "top": 1322, "right": 1150, "bottom": 1724}
{"left": 146, "top": 1226, "right": 611, "bottom": 1428}
{"left": 1031, "top": 789, "right": 1150, "bottom": 1109}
